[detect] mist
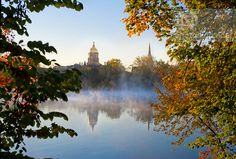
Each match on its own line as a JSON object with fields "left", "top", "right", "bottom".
{"left": 40, "top": 89, "right": 156, "bottom": 130}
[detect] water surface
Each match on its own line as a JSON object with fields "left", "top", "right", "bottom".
{"left": 25, "top": 90, "right": 199, "bottom": 159}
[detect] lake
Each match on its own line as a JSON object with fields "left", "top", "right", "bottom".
{"left": 25, "top": 90, "right": 199, "bottom": 159}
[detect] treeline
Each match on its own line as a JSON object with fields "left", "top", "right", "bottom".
{"left": 58, "top": 57, "right": 172, "bottom": 89}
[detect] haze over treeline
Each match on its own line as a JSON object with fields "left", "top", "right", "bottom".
{"left": 54, "top": 56, "right": 173, "bottom": 89}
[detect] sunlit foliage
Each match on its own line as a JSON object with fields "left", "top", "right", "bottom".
{"left": 124, "top": 0, "right": 236, "bottom": 158}
{"left": 106, "top": 58, "right": 125, "bottom": 72}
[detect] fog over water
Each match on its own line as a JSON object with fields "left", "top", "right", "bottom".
{"left": 25, "top": 89, "right": 199, "bottom": 159}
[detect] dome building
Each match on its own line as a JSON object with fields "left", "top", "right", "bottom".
{"left": 87, "top": 42, "right": 100, "bottom": 66}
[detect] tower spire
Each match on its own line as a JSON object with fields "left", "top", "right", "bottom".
{"left": 148, "top": 43, "right": 152, "bottom": 57}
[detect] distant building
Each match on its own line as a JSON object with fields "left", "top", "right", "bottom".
{"left": 148, "top": 43, "right": 152, "bottom": 58}
{"left": 147, "top": 43, "right": 154, "bottom": 63}
{"left": 87, "top": 42, "right": 100, "bottom": 66}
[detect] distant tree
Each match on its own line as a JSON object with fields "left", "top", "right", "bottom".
{"left": 124, "top": 0, "right": 236, "bottom": 158}
{"left": 80, "top": 56, "right": 166, "bottom": 89}
{"left": 105, "top": 59, "right": 126, "bottom": 88}
{"left": 131, "top": 56, "right": 158, "bottom": 88}
{"left": 80, "top": 59, "right": 126, "bottom": 89}
{"left": 106, "top": 58, "right": 125, "bottom": 72}
{"left": 132, "top": 56, "right": 154, "bottom": 70}
{"left": 0, "top": 0, "right": 83, "bottom": 158}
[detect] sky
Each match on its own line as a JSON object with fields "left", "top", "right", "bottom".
{"left": 22, "top": 0, "right": 169, "bottom": 67}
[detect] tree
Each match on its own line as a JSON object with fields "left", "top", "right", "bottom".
{"left": 105, "top": 58, "right": 126, "bottom": 88}
{"left": 132, "top": 56, "right": 154, "bottom": 71}
{"left": 131, "top": 56, "right": 164, "bottom": 88}
{"left": 106, "top": 58, "right": 125, "bottom": 72}
{"left": 0, "top": 0, "right": 83, "bottom": 158}
{"left": 124, "top": 0, "right": 235, "bottom": 158}
{"left": 80, "top": 59, "right": 126, "bottom": 89}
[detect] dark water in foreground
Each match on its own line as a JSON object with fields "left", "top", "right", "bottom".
{"left": 25, "top": 90, "right": 199, "bottom": 159}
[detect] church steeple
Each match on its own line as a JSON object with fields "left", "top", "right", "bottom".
{"left": 148, "top": 43, "right": 152, "bottom": 57}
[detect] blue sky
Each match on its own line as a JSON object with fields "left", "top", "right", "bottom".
{"left": 23, "top": 0, "right": 169, "bottom": 67}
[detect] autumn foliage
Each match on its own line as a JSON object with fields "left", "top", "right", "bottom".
{"left": 124, "top": 0, "right": 236, "bottom": 158}
{"left": 0, "top": 1, "right": 83, "bottom": 158}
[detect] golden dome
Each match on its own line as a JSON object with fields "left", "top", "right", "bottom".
{"left": 90, "top": 42, "right": 98, "bottom": 53}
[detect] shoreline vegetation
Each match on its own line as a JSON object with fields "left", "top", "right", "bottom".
{"left": 53, "top": 58, "right": 171, "bottom": 90}
{"left": 1, "top": 0, "right": 235, "bottom": 159}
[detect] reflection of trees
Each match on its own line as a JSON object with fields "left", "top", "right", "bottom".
{"left": 127, "top": 105, "right": 153, "bottom": 131}
{"left": 40, "top": 90, "right": 155, "bottom": 131}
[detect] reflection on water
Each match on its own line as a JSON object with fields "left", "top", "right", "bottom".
{"left": 25, "top": 90, "right": 198, "bottom": 159}
{"left": 43, "top": 90, "right": 154, "bottom": 131}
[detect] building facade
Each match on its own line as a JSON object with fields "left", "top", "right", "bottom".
{"left": 87, "top": 42, "right": 100, "bottom": 66}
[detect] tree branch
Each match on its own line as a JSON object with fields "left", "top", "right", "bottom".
{"left": 198, "top": 116, "right": 226, "bottom": 156}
